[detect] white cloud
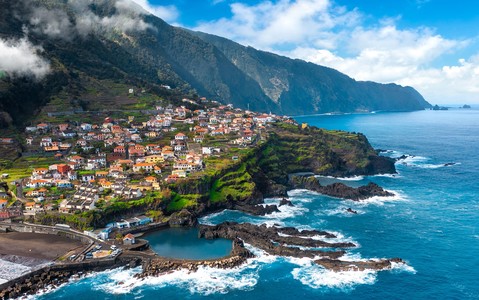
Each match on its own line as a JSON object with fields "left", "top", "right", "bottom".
{"left": 285, "top": 25, "right": 476, "bottom": 103}
{"left": 69, "top": 0, "right": 154, "bottom": 35}
{"left": 195, "top": 0, "right": 360, "bottom": 49}
{"left": 129, "top": 0, "right": 179, "bottom": 23}
{"left": 25, "top": 0, "right": 156, "bottom": 38}
{"left": 29, "top": 7, "right": 74, "bottom": 39}
{"left": 191, "top": 0, "right": 479, "bottom": 104}
{"left": 287, "top": 25, "right": 465, "bottom": 82}
{"left": 0, "top": 37, "right": 50, "bottom": 79}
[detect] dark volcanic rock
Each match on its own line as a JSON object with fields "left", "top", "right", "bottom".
{"left": 320, "top": 182, "right": 394, "bottom": 201}
{"left": 289, "top": 175, "right": 394, "bottom": 201}
{"left": 396, "top": 154, "right": 410, "bottom": 161}
{"left": 199, "top": 222, "right": 349, "bottom": 259}
{"left": 346, "top": 208, "right": 358, "bottom": 214}
{"left": 234, "top": 204, "right": 279, "bottom": 216}
{"left": 364, "top": 155, "right": 397, "bottom": 175}
{"left": 315, "top": 257, "right": 404, "bottom": 272}
{"left": 197, "top": 222, "right": 404, "bottom": 272}
{"left": 279, "top": 198, "right": 294, "bottom": 207}
{"left": 277, "top": 227, "right": 336, "bottom": 238}
{"left": 168, "top": 209, "right": 198, "bottom": 227}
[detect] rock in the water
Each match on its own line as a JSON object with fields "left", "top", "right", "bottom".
{"left": 346, "top": 208, "right": 358, "bottom": 214}
{"left": 396, "top": 154, "right": 410, "bottom": 161}
{"left": 315, "top": 257, "right": 404, "bottom": 272}
{"left": 199, "top": 222, "right": 351, "bottom": 259}
{"left": 234, "top": 204, "right": 279, "bottom": 216}
{"left": 196, "top": 222, "right": 404, "bottom": 272}
{"left": 279, "top": 198, "right": 294, "bottom": 207}
{"left": 289, "top": 175, "right": 394, "bottom": 201}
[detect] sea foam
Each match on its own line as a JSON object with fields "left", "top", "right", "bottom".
{"left": 291, "top": 263, "right": 377, "bottom": 290}
{"left": 351, "top": 189, "right": 408, "bottom": 207}
{"left": 0, "top": 258, "right": 32, "bottom": 283}
{"left": 289, "top": 254, "right": 415, "bottom": 291}
{"left": 315, "top": 175, "right": 365, "bottom": 181}
{"left": 90, "top": 244, "right": 277, "bottom": 296}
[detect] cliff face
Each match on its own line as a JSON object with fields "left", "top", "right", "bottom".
{"left": 0, "top": 0, "right": 430, "bottom": 128}
{"left": 191, "top": 31, "right": 432, "bottom": 114}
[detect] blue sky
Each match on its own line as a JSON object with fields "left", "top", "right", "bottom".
{"left": 132, "top": 0, "right": 479, "bottom": 104}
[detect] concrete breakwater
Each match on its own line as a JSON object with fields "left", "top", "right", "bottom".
{"left": 0, "top": 256, "right": 141, "bottom": 299}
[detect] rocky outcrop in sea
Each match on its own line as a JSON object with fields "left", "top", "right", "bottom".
{"left": 198, "top": 222, "right": 404, "bottom": 272}
{"left": 288, "top": 175, "right": 394, "bottom": 201}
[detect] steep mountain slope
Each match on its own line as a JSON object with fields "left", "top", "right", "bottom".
{"left": 191, "top": 31, "right": 431, "bottom": 115}
{"left": 0, "top": 0, "right": 430, "bottom": 128}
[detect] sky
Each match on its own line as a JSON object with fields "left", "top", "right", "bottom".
{"left": 130, "top": 0, "right": 479, "bottom": 105}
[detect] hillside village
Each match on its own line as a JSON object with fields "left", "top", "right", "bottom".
{"left": 0, "top": 98, "right": 295, "bottom": 223}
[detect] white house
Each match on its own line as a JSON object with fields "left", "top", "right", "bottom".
{"left": 80, "top": 123, "right": 93, "bottom": 131}
{"left": 123, "top": 233, "right": 135, "bottom": 245}
{"left": 132, "top": 163, "right": 155, "bottom": 173}
{"left": 174, "top": 132, "right": 187, "bottom": 141}
{"left": 81, "top": 174, "right": 95, "bottom": 182}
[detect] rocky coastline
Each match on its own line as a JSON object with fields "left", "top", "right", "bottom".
{"left": 288, "top": 175, "right": 394, "bottom": 201}
{"left": 315, "top": 257, "right": 404, "bottom": 272}
{"left": 170, "top": 172, "right": 397, "bottom": 225}
{"left": 199, "top": 222, "right": 405, "bottom": 272}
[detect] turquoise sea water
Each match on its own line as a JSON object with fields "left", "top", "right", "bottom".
{"left": 143, "top": 227, "right": 232, "bottom": 260}
{"left": 37, "top": 109, "right": 479, "bottom": 299}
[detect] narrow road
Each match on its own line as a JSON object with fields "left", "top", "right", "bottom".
{"left": 15, "top": 180, "right": 26, "bottom": 202}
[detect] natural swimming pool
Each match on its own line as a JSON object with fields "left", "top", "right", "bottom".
{"left": 143, "top": 227, "right": 233, "bottom": 260}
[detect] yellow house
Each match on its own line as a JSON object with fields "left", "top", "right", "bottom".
{"left": 100, "top": 181, "right": 113, "bottom": 189}
{"left": 146, "top": 131, "right": 158, "bottom": 138}
{"left": 144, "top": 155, "right": 164, "bottom": 164}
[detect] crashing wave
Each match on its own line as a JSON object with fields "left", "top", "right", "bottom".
{"left": 315, "top": 175, "right": 365, "bottom": 181}
{"left": 289, "top": 254, "right": 415, "bottom": 291}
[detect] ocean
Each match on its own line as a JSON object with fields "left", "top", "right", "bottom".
{"left": 32, "top": 108, "right": 479, "bottom": 299}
